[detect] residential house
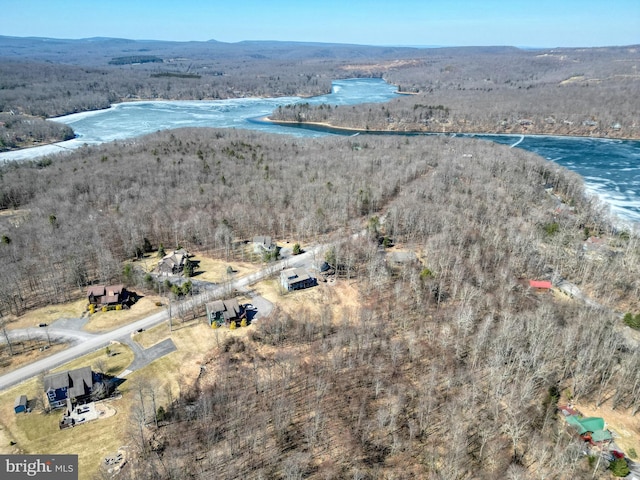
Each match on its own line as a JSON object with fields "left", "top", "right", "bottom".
{"left": 43, "top": 366, "right": 97, "bottom": 409}
{"left": 564, "top": 414, "right": 612, "bottom": 443}
{"left": 281, "top": 267, "right": 316, "bottom": 292}
{"left": 529, "top": 280, "right": 552, "bottom": 292}
{"left": 584, "top": 236, "right": 605, "bottom": 251}
{"left": 157, "top": 249, "right": 189, "bottom": 276}
{"left": 206, "top": 298, "right": 242, "bottom": 327}
{"left": 253, "top": 236, "right": 275, "bottom": 254}
{"left": 14, "top": 395, "right": 27, "bottom": 414}
{"left": 87, "top": 284, "right": 129, "bottom": 307}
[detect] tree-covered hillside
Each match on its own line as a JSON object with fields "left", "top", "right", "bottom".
{"left": 1, "top": 128, "right": 639, "bottom": 478}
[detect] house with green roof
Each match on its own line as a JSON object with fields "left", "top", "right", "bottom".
{"left": 564, "top": 415, "right": 612, "bottom": 442}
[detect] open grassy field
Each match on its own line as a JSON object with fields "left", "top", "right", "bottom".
{"left": 83, "top": 295, "right": 164, "bottom": 333}
{"left": 190, "top": 253, "right": 262, "bottom": 283}
{"left": 252, "top": 276, "right": 361, "bottom": 322}
{"left": 5, "top": 297, "right": 88, "bottom": 330}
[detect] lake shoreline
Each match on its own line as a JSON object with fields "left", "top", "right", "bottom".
{"left": 258, "top": 116, "right": 640, "bottom": 142}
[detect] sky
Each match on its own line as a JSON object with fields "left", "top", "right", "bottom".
{"left": 2, "top": 0, "right": 638, "bottom": 48}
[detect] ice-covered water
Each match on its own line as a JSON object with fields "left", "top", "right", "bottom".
{"left": 0, "top": 78, "right": 399, "bottom": 161}
{"left": 478, "top": 134, "right": 640, "bottom": 225}
{"left": 1, "top": 77, "right": 639, "bottom": 225}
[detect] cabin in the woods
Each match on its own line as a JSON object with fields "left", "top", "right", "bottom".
{"left": 529, "top": 280, "right": 552, "bottom": 292}
{"left": 563, "top": 413, "right": 612, "bottom": 444}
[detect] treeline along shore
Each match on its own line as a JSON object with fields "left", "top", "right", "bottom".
{"left": 1, "top": 39, "right": 639, "bottom": 152}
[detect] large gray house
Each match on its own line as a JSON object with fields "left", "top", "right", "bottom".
{"left": 43, "top": 366, "right": 97, "bottom": 409}
{"left": 206, "top": 298, "right": 242, "bottom": 327}
{"left": 280, "top": 267, "right": 316, "bottom": 292}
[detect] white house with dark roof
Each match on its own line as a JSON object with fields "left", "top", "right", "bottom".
{"left": 253, "top": 236, "right": 275, "bottom": 253}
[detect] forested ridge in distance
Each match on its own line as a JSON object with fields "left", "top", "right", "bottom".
{"left": 1, "top": 36, "right": 640, "bottom": 479}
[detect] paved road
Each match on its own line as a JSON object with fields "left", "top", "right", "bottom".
{"left": 118, "top": 337, "right": 177, "bottom": 375}
{"left": 7, "top": 325, "right": 96, "bottom": 344}
{"left": 0, "top": 247, "right": 321, "bottom": 392}
{"left": 0, "top": 308, "right": 170, "bottom": 391}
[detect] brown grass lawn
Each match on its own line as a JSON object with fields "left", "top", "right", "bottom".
{"left": 190, "top": 253, "right": 261, "bottom": 284}
{"left": 0, "top": 343, "right": 135, "bottom": 480}
{"left": 51, "top": 342, "right": 134, "bottom": 377}
{"left": 83, "top": 296, "right": 164, "bottom": 333}
{"left": 5, "top": 298, "right": 88, "bottom": 331}
{"left": 0, "top": 341, "right": 69, "bottom": 377}
{"left": 252, "top": 277, "right": 361, "bottom": 322}
{"left": 573, "top": 400, "right": 640, "bottom": 457}
{"left": 132, "top": 323, "right": 170, "bottom": 349}
{"left": 130, "top": 251, "right": 161, "bottom": 274}
{"left": 13, "top": 403, "right": 128, "bottom": 480}
{"left": 133, "top": 313, "right": 247, "bottom": 363}
{"left": 0, "top": 273, "right": 356, "bottom": 480}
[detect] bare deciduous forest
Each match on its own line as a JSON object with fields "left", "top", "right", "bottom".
{"left": 0, "top": 126, "right": 639, "bottom": 478}
{"left": 2, "top": 37, "right": 640, "bottom": 479}
{"left": 0, "top": 112, "right": 74, "bottom": 150}
{"left": 1, "top": 38, "right": 639, "bottom": 151}
{"left": 273, "top": 46, "right": 640, "bottom": 139}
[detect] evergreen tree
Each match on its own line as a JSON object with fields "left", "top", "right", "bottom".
{"left": 610, "top": 458, "right": 630, "bottom": 477}
{"left": 183, "top": 258, "right": 194, "bottom": 277}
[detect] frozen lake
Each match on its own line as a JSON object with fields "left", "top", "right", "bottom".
{"left": 2, "top": 77, "right": 639, "bottom": 225}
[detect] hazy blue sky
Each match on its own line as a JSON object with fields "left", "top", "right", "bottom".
{"left": 2, "top": 0, "right": 638, "bottom": 47}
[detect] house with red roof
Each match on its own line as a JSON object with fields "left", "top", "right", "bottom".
{"left": 529, "top": 280, "right": 552, "bottom": 292}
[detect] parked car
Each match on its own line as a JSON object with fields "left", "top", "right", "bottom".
{"left": 38, "top": 323, "right": 48, "bottom": 327}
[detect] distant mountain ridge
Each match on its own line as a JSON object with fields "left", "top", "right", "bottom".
{"left": 0, "top": 35, "right": 532, "bottom": 66}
